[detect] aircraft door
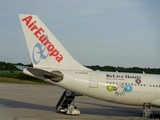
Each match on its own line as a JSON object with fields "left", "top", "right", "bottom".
{"left": 90, "top": 75, "right": 98, "bottom": 88}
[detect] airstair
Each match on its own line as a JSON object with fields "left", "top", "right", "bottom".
{"left": 56, "top": 90, "right": 82, "bottom": 115}
{"left": 143, "top": 103, "right": 153, "bottom": 118}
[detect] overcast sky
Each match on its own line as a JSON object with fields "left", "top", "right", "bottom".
{"left": 0, "top": 0, "right": 160, "bottom": 68}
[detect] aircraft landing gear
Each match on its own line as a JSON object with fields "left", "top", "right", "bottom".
{"left": 143, "top": 103, "right": 153, "bottom": 118}
{"left": 56, "top": 89, "right": 82, "bottom": 115}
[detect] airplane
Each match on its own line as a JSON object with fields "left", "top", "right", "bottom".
{"left": 18, "top": 14, "right": 160, "bottom": 118}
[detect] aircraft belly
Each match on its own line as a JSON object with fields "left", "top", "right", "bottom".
{"left": 122, "top": 93, "right": 141, "bottom": 105}
{"left": 151, "top": 98, "right": 160, "bottom": 106}
{"left": 150, "top": 90, "right": 160, "bottom": 106}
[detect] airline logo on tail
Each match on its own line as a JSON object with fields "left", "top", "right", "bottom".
{"left": 22, "top": 15, "right": 63, "bottom": 63}
{"left": 32, "top": 35, "right": 49, "bottom": 65}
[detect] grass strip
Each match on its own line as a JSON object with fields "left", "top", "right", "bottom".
{"left": 0, "top": 77, "right": 50, "bottom": 85}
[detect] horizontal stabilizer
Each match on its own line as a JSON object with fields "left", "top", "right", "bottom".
{"left": 15, "top": 65, "right": 28, "bottom": 70}
{"left": 26, "top": 68, "right": 63, "bottom": 82}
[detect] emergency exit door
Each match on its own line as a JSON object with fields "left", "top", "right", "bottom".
{"left": 90, "top": 75, "right": 98, "bottom": 88}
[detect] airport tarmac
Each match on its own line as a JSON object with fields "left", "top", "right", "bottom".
{"left": 0, "top": 83, "right": 159, "bottom": 120}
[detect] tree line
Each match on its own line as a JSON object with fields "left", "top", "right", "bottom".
{"left": 0, "top": 61, "right": 160, "bottom": 74}
{"left": 86, "top": 65, "right": 160, "bottom": 74}
{"left": 0, "top": 62, "right": 32, "bottom": 71}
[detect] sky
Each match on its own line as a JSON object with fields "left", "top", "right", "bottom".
{"left": 0, "top": 0, "right": 160, "bottom": 68}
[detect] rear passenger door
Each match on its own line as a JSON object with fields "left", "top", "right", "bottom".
{"left": 90, "top": 75, "right": 98, "bottom": 88}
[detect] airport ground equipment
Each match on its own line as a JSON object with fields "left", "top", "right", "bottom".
{"left": 143, "top": 103, "right": 153, "bottom": 118}
{"left": 56, "top": 90, "right": 82, "bottom": 115}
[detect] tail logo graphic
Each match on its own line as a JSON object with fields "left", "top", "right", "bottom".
{"left": 32, "top": 36, "right": 49, "bottom": 65}
{"left": 22, "top": 15, "right": 63, "bottom": 63}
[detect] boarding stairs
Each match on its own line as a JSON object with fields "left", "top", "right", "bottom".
{"left": 143, "top": 103, "right": 153, "bottom": 118}
{"left": 56, "top": 90, "right": 82, "bottom": 115}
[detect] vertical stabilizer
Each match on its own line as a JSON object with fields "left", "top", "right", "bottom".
{"left": 19, "top": 14, "right": 91, "bottom": 70}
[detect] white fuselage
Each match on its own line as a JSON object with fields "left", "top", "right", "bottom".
{"left": 45, "top": 70, "right": 160, "bottom": 107}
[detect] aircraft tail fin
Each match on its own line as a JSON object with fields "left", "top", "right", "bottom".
{"left": 19, "top": 14, "right": 91, "bottom": 70}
